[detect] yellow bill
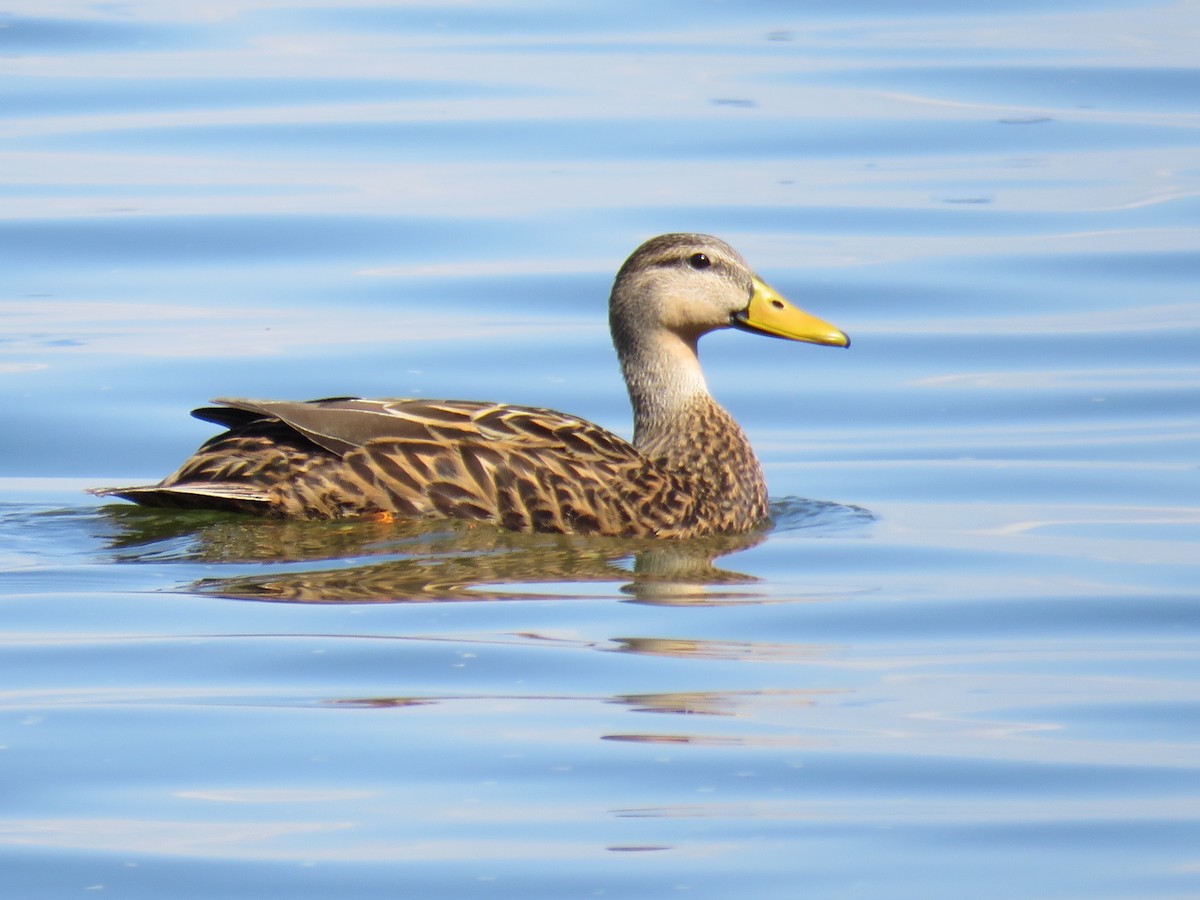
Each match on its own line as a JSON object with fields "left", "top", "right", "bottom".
{"left": 732, "top": 277, "right": 850, "bottom": 348}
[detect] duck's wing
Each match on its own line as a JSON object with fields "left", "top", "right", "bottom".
{"left": 202, "top": 396, "right": 641, "bottom": 461}
{"left": 96, "top": 397, "right": 693, "bottom": 535}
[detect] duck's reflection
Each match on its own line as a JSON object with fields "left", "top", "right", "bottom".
{"left": 93, "top": 498, "right": 873, "bottom": 605}
{"left": 328, "top": 686, "right": 838, "bottom": 752}
{"left": 97, "top": 505, "right": 765, "bottom": 603}
{"left": 330, "top": 687, "right": 833, "bottom": 721}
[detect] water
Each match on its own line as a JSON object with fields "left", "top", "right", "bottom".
{"left": 3, "top": 2, "right": 1199, "bottom": 897}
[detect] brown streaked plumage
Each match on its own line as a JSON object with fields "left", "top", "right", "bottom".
{"left": 91, "top": 234, "right": 849, "bottom": 538}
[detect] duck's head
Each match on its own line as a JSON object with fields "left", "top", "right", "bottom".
{"left": 609, "top": 233, "right": 850, "bottom": 350}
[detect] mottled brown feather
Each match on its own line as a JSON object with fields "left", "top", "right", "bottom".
{"left": 92, "top": 233, "right": 848, "bottom": 538}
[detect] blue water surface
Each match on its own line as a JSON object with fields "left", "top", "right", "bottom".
{"left": 2, "top": 1, "right": 1199, "bottom": 898}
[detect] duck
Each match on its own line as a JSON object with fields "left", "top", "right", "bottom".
{"left": 92, "top": 233, "right": 849, "bottom": 538}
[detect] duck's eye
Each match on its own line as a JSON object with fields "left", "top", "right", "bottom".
{"left": 688, "top": 253, "right": 711, "bottom": 270}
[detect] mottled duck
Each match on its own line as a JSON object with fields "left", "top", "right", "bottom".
{"left": 92, "top": 233, "right": 849, "bottom": 537}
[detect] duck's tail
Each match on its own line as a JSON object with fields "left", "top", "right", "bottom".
{"left": 88, "top": 483, "right": 271, "bottom": 515}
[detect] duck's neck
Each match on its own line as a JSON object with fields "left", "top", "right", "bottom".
{"left": 617, "top": 328, "right": 770, "bottom": 531}
{"left": 618, "top": 329, "right": 709, "bottom": 449}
